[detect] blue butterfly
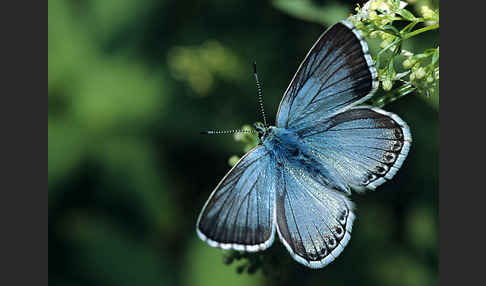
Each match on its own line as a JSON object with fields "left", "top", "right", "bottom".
{"left": 197, "top": 20, "right": 411, "bottom": 268}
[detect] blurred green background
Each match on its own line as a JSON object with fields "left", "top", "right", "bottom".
{"left": 48, "top": 0, "right": 438, "bottom": 285}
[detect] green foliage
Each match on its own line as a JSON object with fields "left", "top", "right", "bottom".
{"left": 272, "top": 0, "right": 440, "bottom": 109}
{"left": 230, "top": 124, "right": 260, "bottom": 163}
{"left": 348, "top": 0, "right": 439, "bottom": 107}
{"left": 222, "top": 245, "right": 293, "bottom": 277}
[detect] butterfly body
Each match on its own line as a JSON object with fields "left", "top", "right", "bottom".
{"left": 261, "top": 127, "right": 302, "bottom": 161}
{"left": 261, "top": 126, "right": 350, "bottom": 194}
{"left": 197, "top": 20, "right": 411, "bottom": 269}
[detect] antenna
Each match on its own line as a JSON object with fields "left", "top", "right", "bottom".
{"left": 200, "top": 63, "right": 268, "bottom": 136}
{"left": 253, "top": 62, "right": 268, "bottom": 127}
{"left": 200, "top": 129, "right": 256, "bottom": 135}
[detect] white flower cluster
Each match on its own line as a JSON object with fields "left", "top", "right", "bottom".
{"left": 354, "top": 0, "right": 408, "bottom": 21}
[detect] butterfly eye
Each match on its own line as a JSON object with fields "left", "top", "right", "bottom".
{"left": 327, "top": 236, "right": 336, "bottom": 248}
{"left": 338, "top": 209, "right": 347, "bottom": 225}
{"left": 310, "top": 246, "right": 328, "bottom": 260}
{"left": 383, "top": 152, "right": 396, "bottom": 163}
{"left": 391, "top": 141, "right": 402, "bottom": 152}
{"left": 375, "top": 165, "right": 389, "bottom": 175}
{"left": 363, "top": 173, "right": 377, "bottom": 185}
{"left": 334, "top": 226, "right": 344, "bottom": 238}
{"left": 394, "top": 129, "right": 403, "bottom": 139}
{"left": 319, "top": 247, "right": 328, "bottom": 257}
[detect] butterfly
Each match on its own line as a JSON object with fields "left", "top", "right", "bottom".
{"left": 196, "top": 20, "right": 411, "bottom": 268}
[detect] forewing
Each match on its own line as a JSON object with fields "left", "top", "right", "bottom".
{"left": 276, "top": 20, "right": 377, "bottom": 129}
{"left": 299, "top": 106, "right": 411, "bottom": 191}
{"left": 197, "top": 146, "right": 277, "bottom": 251}
{"left": 276, "top": 162, "right": 355, "bottom": 268}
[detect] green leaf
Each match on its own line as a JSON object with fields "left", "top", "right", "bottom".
{"left": 401, "top": 21, "right": 418, "bottom": 34}
{"left": 396, "top": 9, "right": 417, "bottom": 22}
{"left": 431, "top": 49, "right": 439, "bottom": 65}
{"left": 388, "top": 59, "right": 395, "bottom": 77}
{"left": 382, "top": 25, "right": 401, "bottom": 38}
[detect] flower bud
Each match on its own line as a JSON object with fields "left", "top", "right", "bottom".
{"left": 415, "top": 67, "right": 426, "bottom": 79}
{"left": 383, "top": 79, "right": 393, "bottom": 91}
{"left": 402, "top": 59, "right": 412, "bottom": 69}
{"left": 421, "top": 6, "right": 436, "bottom": 20}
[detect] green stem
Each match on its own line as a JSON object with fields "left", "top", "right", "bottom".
{"left": 403, "top": 23, "right": 439, "bottom": 39}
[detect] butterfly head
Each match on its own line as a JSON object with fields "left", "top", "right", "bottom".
{"left": 254, "top": 122, "right": 269, "bottom": 142}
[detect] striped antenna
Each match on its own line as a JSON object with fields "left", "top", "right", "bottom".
{"left": 200, "top": 129, "right": 257, "bottom": 135}
{"left": 253, "top": 62, "right": 268, "bottom": 127}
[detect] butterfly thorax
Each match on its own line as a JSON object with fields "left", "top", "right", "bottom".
{"left": 262, "top": 127, "right": 309, "bottom": 163}
{"left": 262, "top": 126, "right": 351, "bottom": 194}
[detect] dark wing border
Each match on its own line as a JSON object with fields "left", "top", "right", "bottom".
{"left": 275, "top": 20, "right": 379, "bottom": 127}
{"left": 275, "top": 163, "right": 356, "bottom": 268}
{"left": 196, "top": 146, "right": 276, "bottom": 252}
{"left": 358, "top": 106, "right": 412, "bottom": 190}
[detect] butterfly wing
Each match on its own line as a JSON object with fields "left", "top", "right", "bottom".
{"left": 276, "top": 20, "right": 378, "bottom": 130}
{"left": 298, "top": 106, "right": 411, "bottom": 191}
{"left": 276, "top": 161, "right": 355, "bottom": 268}
{"left": 196, "top": 146, "right": 277, "bottom": 251}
